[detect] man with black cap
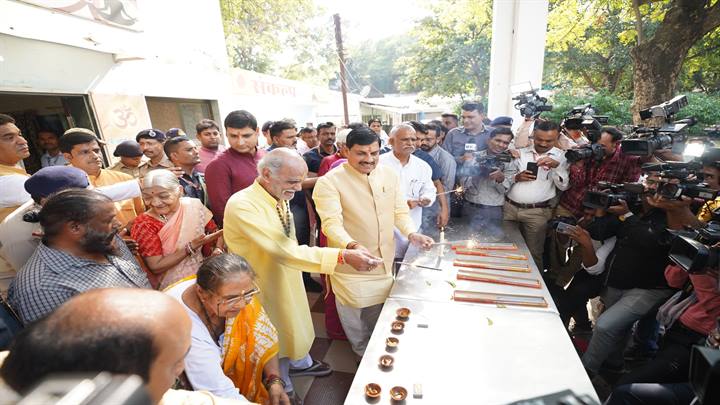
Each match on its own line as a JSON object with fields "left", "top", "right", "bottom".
{"left": 0, "top": 166, "right": 90, "bottom": 294}
{"left": 137, "top": 129, "right": 174, "bottom": 178}
{"left": 110, "top": 140, "right": 143, "bottom": 178}
{"left": 0, "top": 166, "right": 142, "bottom": 285}
{"left": 61, "top": 128, "right": 144, "bottom": 227}
{"left": 8, "top": 188, "right": 151, "bottom": 324}
{"left": 489, "top": 116, "right": 513, "bottom": 129}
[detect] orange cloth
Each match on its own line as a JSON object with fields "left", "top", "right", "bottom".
{"left": 221, "top": 296, "right": 279, "bottom": 404}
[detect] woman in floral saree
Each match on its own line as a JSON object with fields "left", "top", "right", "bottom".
{"left": 132, "top": 169, "right": 223, "bottom": 289}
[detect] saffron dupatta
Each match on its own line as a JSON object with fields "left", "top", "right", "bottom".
{"left": 157, "top": 197, "right": 212, "bottom": 290}
{"left": 221, "top": 296, "right": 279, "bottom": 404}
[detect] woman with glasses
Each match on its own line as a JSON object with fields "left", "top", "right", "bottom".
{"left": 166, "top": 254, "right": 290, "bottom": 405}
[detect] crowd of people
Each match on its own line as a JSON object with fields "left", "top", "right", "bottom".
{"left": 0, "top": 99, "right": 718, "bottom": 404}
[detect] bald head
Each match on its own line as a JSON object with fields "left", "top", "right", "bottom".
{"left": 258, "top": 147, "right": 306, "bottom": 174}
{"left": 1, "top": 289, "right": 191, "bottom": 403}
{"left": 257, "top": 148, "right": 308, "bottom": 201}
{"left": 389, "top": 123, "right": 416, "bottom": 139}
{"left": 53, "top": 288, "right": 188, "bottom": 334}
{"left": 388, "top": 123, "right": 417, "bottom": 158}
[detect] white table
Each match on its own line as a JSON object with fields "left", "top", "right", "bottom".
{"left": 344, "top": 222, "right": 598, "bottom": 404}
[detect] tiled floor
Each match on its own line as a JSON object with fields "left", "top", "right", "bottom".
{"left": 292, "top": 286, "right": 358, "bottom": 405}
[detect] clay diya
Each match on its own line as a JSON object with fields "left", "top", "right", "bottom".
{"left": 396, "top": 307, "right": 411, "bottom": 320}
{"left": 379, "top": 354, "right": 395, "bottom": 369}
{"left": 365, "top": 383, "right": 381, "bottom": 399}
{"left": 390, "top": 386, "right": 408, "bottom": 402}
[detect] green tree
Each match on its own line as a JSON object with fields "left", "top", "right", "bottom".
{"left": 544, "top": 0, "right": 720, "bottom": 122}
{"left": 396, "top": 0, "right": 493, "bottom": 99}
{"left": 630, "top": 0, "right": 720, "bottom": 122}
{"left": 346, "top": 36, "right": 414, "bottom": 94}
{"left": 220, "top": 0, "right": 334, "bottom": 84}
{"left": 544, "top": 0, "right": 635, "bottom": 94}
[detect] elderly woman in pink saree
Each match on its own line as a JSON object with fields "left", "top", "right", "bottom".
{"left": 132, "top": 169, "right": 224, "bottom": 289}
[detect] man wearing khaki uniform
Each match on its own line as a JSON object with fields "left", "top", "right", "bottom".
{"left": 504, "top": 120, "right": 569, "bottom": 270}
{"left": 314, "top": 127, "right": 433, "bottom": 357}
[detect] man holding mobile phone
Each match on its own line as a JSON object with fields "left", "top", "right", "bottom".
{"left": 504, "top": 120, "right": 569, "bottom": 269}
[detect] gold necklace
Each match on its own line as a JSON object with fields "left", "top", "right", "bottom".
{"left": 275, "top": 200, "right": 291, "bottom": 237}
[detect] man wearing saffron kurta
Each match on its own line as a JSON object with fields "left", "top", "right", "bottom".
{"left": 60, "top": 128, "right": 144, "bottom": 227}
{"left": 223, "top": 148, "right": 381, "bottom": 396}
{"left": 313, "top": 127, "right": 434, "bottom": 357}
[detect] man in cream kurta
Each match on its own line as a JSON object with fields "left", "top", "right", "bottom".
{"left": 223, "top": 148, "right": 380, "bottom": 393}
{"left": 0, "top": 115, "right": 31, "bottom": 223}
{"left": 313, "top": 127, "right": 434, "bottom": 357}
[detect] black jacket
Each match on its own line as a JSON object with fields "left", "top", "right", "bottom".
{"left": 591, "top": 209, "right": 672, "bottom": 290}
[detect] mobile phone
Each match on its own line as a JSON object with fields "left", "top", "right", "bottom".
{"left": 556, "top": 222, "right": 576, "bottom": 235}
{"left": 526, "top": 162, "right": 539, "bottom": 176}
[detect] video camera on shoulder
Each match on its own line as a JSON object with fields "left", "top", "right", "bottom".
{"left": 565, "top": 143, "right": 606, "bottom": 163}
{"left": 512, "top": 89, "right": 553, "bottom": 118}
{"left": 668, "top": 221, "right": 720, "bottom": 273}
{"left": 582, "top": 181, "right": 645, "bottom": 210}
{"left": 642, "top": 161, "right": 718, "bottom": 201}
{"left": 562, "top": 104, "right": 609, "bottom": 141}
{"left": 622, "top": 95, "right": 696, "bottom": 156}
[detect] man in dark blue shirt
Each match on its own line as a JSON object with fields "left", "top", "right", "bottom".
{"left": 164, "top": 137, "right": 208, "bottom": 206}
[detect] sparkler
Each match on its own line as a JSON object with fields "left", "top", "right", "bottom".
{"left": 436, "top": 186, "right": 463, "bottom": 196}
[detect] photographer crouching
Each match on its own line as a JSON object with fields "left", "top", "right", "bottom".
{"left": 606, "top": 148, "right": 720, "bottom": 386}
{"left": 580, "top": 172, "right": 689, "bottom": 383}
{"left": 458, "top": 127, "right": 516, "bottom": 241}
{"left": 545, "top": 127, "right": 642, "bottom": 289}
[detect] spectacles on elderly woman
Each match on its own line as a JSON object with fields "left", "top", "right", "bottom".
{"left": 216, "top": 284, "right": 261, "bottom": 311}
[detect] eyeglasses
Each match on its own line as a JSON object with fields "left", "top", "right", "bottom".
{"left": 216, "top": 283, "right": 261, "bottom": 311}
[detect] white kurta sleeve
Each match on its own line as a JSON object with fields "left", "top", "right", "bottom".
{"left": 0, "top": 175, "right": 30, "bottom": 207}
{"left": 183, "top": 320, "right": 249, "bottom": 401}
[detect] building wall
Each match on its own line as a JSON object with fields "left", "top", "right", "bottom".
{"left": 0, "top": 0, "right": 363, "bottom": 155}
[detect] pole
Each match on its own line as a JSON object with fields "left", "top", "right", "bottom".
{"left": 333, "top": 13, "right": 350, "bottom": 126}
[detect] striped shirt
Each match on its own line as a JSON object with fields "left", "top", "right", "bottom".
{"left": 8, "top": 237, "right": 150, "bottom": 324}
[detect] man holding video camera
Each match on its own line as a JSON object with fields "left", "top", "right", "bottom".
{"left": 557, "top": 127, "right": 642, "bottom": 219}
{"left": 580, "top": 172, "right": 690, "bottom": 380}
{"left": 459, "top": 127, "right": 516, "bottom": 240}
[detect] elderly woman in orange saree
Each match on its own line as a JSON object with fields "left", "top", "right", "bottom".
{"left": 132, "top": 169, "right": 223, "bottom": 289}
{"left": 166, "top": 254, "right": 290, "bottom": 405}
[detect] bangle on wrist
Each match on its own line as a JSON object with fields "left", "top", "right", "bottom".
{"left": 185, "top": 242, "right": 196, "bottom": 256}
{"left": 337, "top": 249, "right": 346, "bottom": 265}
{"left": 263, "top": 374, "right": 285, "bottom": 390}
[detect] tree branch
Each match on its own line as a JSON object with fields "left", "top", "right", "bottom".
{"left": 702, "top": 2, "right": 720, "bottom": 35}
{"left": 686, "top": 42, "right": 720, "bottom": 60}
{"left": 632, "top": 0, "right": 645, "bottom": 45}
{"left": 579, "top": 70, "right": 599, "bottom": 92}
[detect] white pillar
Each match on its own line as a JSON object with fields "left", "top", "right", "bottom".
{"left": 487, "top": 0, "right": 550, "bottom": 123}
